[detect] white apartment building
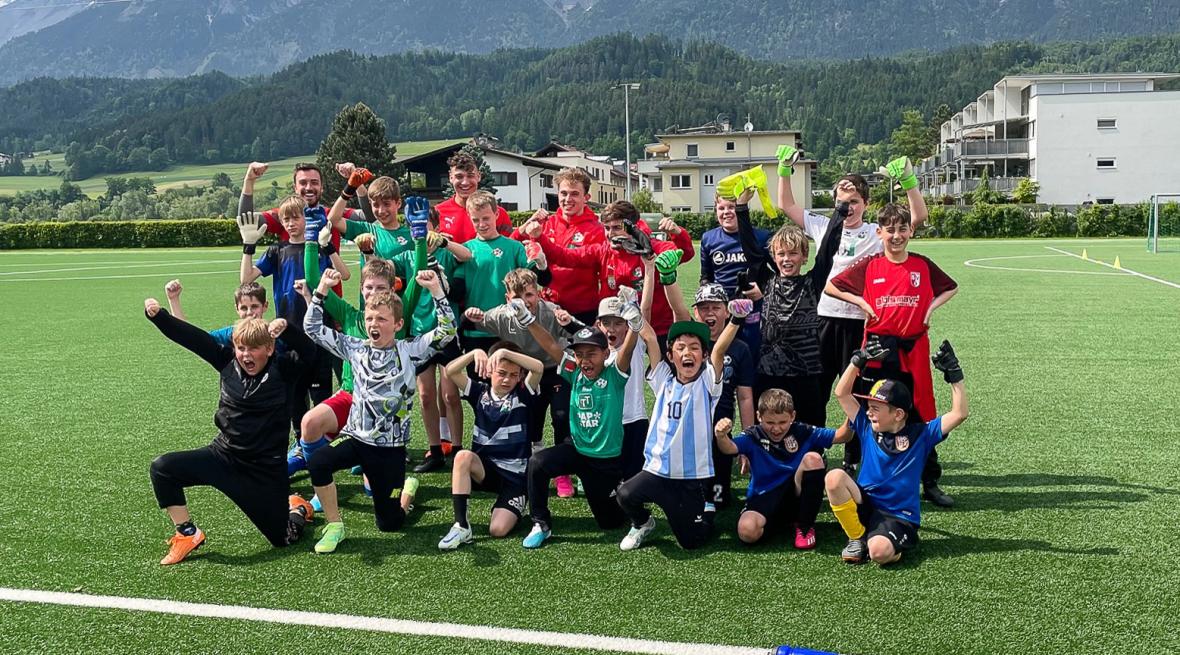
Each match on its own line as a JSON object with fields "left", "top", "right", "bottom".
{"left": 637, "top": 121, "right": 815, "bottom": 213}
{"left": 917, "top": 73, "right": 1180, "bottom": 204}
{"left": 534, "top": 142, "right": 636, "bottom": 207}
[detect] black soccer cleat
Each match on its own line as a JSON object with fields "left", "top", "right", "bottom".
{"left": 923, "top": 483, "right": 955, "bottom": 508}
{"left": 413, "top": 451, "right": 446, "bottom": 473}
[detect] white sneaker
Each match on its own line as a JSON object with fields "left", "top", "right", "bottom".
{"left": 619, "top": 517, "right": 656, "bottom": 551}
{"left": 438, "top": 522, "right": 474, "bottom": 551}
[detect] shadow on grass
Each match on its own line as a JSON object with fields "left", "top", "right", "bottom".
{"left": 946, "top": 472, "right": 1180, "bottom": 495}
{"left": 930, "top": 470, "right": 1176, "bottom": 513}
{"left": 898, "top": 526, "right": 1120, "bottom": 566}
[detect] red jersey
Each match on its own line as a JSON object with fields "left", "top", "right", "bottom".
{"left": 435, "top": 196, "right": 514, "bottom": 244}
{"left": 538, "top": 233, "right": 694, "bottom": 336}
{"left": 830, "top": 252, "right": 957, "bottom": 420}
{"left": 264, "top": 205, "right": 355, "bottom": 297}
{"left": 511, "top": 206, "right": 605, "bottom": 314}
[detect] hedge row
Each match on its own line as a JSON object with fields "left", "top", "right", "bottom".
{"left": 3, "top": 202, "right": 1176, "bottom": 248}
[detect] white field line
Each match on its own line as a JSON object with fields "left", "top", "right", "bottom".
{"left": 1044, "top": 246, "right": 1180, "bottom": 290}
{"left": 963, "top": 254, "right": 1132, "bottom": 276}
{"left": 0, "top": 269, "right": 235, "bottom": 283}
{"left": 0, "top": 260, "right": 239, "bottom": 276}
{"left": 0, "top": 587, "right": 772, "bottom": 655}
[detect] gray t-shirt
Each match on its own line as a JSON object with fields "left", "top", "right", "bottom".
{"left": 476, "top": 300, "right": 567, "bottom": 368}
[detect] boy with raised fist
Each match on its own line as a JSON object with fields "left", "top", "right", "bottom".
{"left": 825, "top": 340, "right": 968, "bottom": 565}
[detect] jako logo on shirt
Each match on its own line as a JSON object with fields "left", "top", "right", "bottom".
{"left": 712, "top": 251, "right": 745, "bottom": 265}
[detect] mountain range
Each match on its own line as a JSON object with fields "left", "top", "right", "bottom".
{"left": 0, "top": 0, "right": 1178, "bottom": 85}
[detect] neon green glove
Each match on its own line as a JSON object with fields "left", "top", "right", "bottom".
{"left": 654, "top": 249, "right": 683, "bottom": 285}
{"left": 882, "top": 156, "right": 919, "bottom": 191}
{"left": 776, "top": 145, "right": 800, "bottom": 177}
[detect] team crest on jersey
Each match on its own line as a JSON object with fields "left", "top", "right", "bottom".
{"left": 573, "top": 233, "right": 585, "bottom": 244}
{"left": 595, "top": 378, "right": 608, "bottom": 389}
{"left": 397, "top": 236, "right": 408, "bottom": 245}
{"left": 633, "top": 266, "right": 643, "bottom": 278}
{"left": 895, "top": 435, "right": 910, "bottom": 451}
{"left": 784, "top": 436, "right": 799, "bottom": 453}
{"left": 606, "top": 275, "right": 617, "bottom": 289}
{"left": 492, "top": 248, "right": 504, "bottom": 258}
{"left": 910, "top": 271, "right": 921, "bottom": 288}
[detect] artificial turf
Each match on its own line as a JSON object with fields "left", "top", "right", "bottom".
{"left": 0, "top": 238, "right": 1176, "bottom": 655}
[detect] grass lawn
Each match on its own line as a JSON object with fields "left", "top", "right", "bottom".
{"left": 0, "top": 238, "right": 1176, "bottom": 654}
{"left": 0, "top": 139, "right": 463, "bottom": 197}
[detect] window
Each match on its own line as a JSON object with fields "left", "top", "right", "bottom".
{"left": 499, "top": 202, "right": 519, "bottom": 211}
{"left": 704, "top": 205, "right": 715, "bottom": 212}
{"left": 671, "top": 206, "right": 692, "bottom": 213}
{"left": 1121, "top": 81, "right": 1147, "bottom": 92}
{"left": 703, "top": 174, "right": 715, "bottom": 186}
{"left": 651, "top": 178, "right": 663, "bottom": 192}
{"left": 1064, "top": 82, "right": 1091, "bottom": 94}
{"left": 1096, "top": 198, "right": 1115, "bottom": 204}
{"left": 725, "top": 141, "right": 735, "bottom": 152}
{"left": 490, "top": 171, "right": 518, "bottom": 186}
{"left": 539, "top": 173, "right": 553, "bottom": 188}
{"left": 671, "top": 174, "right": 692, "bottom": 189}
{"left": 686, "top": 144, "right": 698, "bottom": 158}
{"left": 1096, "top": 158, "right": 1117, "bottom": 170}
{"left": 1097, "top": 118, "right": 1117, "bottom": 130}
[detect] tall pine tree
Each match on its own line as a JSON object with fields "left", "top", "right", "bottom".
{"left": 314, "top": 102, "right": 400, "bottom": 201}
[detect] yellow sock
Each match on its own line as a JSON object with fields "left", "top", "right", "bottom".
{"left": 831, "top": 499, "right": 866, "bottom": 540}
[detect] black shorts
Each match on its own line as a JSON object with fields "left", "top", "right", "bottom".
{"left": 818, "top": 316, "right": 866, "bottom": 383}
{"left": 857, "top": 491, "right": 919, "bottom": 553}
{"left": 473, "top": 452, "right": 527, "bottom": 518}
{"left": 741, "top": 482, "right": 798, "bottom": 533}
{"left": 417, "top": 339, "right": 462, "bottom": 373}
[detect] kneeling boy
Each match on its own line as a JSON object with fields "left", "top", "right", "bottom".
{"left": 826, "top": 340, "right": 968, "bottom": 565}
{"left": 438, "top": 343, "right": 545, "bottom": 549}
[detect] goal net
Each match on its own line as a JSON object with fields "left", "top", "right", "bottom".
{"left": 1147, "top": 194, "right": 1180, "bottom": 253}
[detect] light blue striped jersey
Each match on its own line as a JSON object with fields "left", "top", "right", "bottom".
{"left": 642, "top": 361, "right": 723, "bottom": 480}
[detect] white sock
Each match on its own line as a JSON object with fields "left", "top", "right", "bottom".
{"left": 439, "top": 419, "right": 451, "bottom": 442}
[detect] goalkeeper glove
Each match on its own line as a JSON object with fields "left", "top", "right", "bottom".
{"left": 405, "top": 196, "right": 430, "bottom": 240}
{"left": 303, "top": 206, "right": 327, "bottom": 243}
{"left": 236, "top": 211, "right": 268, "bottom": 254}
{"left": 879, "top": 156, "right": 918, "bottom": 191}
{"left": 931, "top": 339, "right": 964, "bottom": 383}
{"left": 850, "top": 335, "right": 890, "bottom": 369}
{"left": 776, "top": 144, "right": 801, "bottom": 177}
{"left": 654, "top": 249, "right": 683, "bottom": 285}
{"left": 342, "top": 168, "right": 374, "bottom": 199}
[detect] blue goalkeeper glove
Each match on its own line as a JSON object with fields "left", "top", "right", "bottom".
{"left": 303, "top": 206, "right": 327, "bottom": 242}
{"left": 405, "top": 196, "right": 430, "bottom": 240}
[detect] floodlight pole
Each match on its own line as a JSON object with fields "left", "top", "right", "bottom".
{"left": 613, "top": 82, "right": 641, "bottom": 200}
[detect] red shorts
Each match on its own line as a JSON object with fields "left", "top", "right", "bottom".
{"left": 323, "top": 390, "right": 353, "bottom": 439}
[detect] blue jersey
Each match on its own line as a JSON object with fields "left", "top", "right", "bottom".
{"left": 714, "top": 337, "right": 754, "bottom": 423}
{"left": 700, "top": 225, "right": 770, "bottom": 293}
{"left": 852, "top": 407, "right": 945, "bottom": 525}
{"left": 734, "top": 422, "right": 836, "bottom": 498}
{"left": 463, "top": 378, "right": 539, "bottom": 480}
{"left": 255, "top": 241, "right": 331, "bottom": 328}
{"left": 209, "top": 325, "right": 286, "bottom": 354}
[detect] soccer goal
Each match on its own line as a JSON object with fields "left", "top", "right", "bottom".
{"left": 1147, "top": 193, "right": 1180, "bottom": 253}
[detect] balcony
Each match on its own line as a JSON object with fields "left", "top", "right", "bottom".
{"left": 930, "top": 176, "right": 1024, "bottom": 197}
{"left": 955, "top": 139, "right": 1029, "bottom": 158}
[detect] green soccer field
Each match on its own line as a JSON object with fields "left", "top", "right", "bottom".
{"left": 0, "top": 238, "right": 1177, "bottom": 655}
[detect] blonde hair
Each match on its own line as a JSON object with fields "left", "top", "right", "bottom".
{"left": 368, "top": 176, "right": 401, "bottom": 203}
{"left": 365, "top": 290, "right": 404, "bottom": 321}
{"left": 277, "top": 195, "right": 305, "bottom": 221}
{"left": 361, "top": 259, "right": 397, "bottom": 288}
{"left": 768, "top": 224, "right": 809, "bottom": 259}
{"left": 465, "top": 190, "right": 497, "bottom": 215}
{"left": 757, "top": 388, "right": 795, "bottom": 415}
{"left": 554, "top": 167, "right": 592, "bottom": 193}
{"left": 231, "top": 318, "right": 274, "bottom": 348}
{"left": 503, "top": 268, "right": 539, "bottom": 295}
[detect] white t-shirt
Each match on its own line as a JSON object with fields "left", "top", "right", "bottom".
{"left": 803, "top": 210, "right": 882, "bottom": 320}
{"left": 607, "top": 339, "right": 648, "bottom": 424}
{"left": 642, "top": 361, "right": 723, "bottom": 480}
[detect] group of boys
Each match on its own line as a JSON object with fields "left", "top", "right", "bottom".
{"left": 142, "top": 143, "right": 969, "bottom": 568}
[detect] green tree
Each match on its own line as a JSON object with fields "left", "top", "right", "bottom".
{"left": 441, "top": 143, "right": 495, "bottom": 198}
{"left": 890, "top": 109, "right": 931, "bottom": 162}
{"left": 211, "top": 172, "right": 234, "bottom": 188}
{"left": 314, "top": 102, "right": 400, "bottom": 201}
{"left": 927, "top": 104, "right": 953, "bottom": 152}
{"left": 631, "top": 187, "right": 660, "bottom": 212}
{"left": 1011, "top": 177, "right": 1040, "bottom": 204}
{"left": 969, "top": 169, "right": 1003, "bottom": 205}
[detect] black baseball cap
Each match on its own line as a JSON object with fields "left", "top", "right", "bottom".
{"left": 854, "top": 379, "right": 912, "bottom": 412}
{"left": 570, "top": 327, "right": 609, "bottom": 349}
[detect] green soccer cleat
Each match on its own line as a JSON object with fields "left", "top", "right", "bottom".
{"left": 314, "top": 522, "right": 346, "bottom": 554}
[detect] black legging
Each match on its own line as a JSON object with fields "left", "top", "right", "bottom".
{"left": 527, "top": 442, "right": 625, "bottom": 531}
{"left": 150, "top": 446, "right": 299, "bottom": 547}
{"left": 307, "top": 437, "right": 408, "bottom": 532}
{"left": 530, "top": 367, "right": 572, "bottom": 445}
{"left": 616, "top": 471, "right": 714, "bottom": 550}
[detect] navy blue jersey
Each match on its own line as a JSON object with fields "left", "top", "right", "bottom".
{"left": 852, "top": 406, "right": 945, "bottom": 525}
{"left": 464, "top": 379, "right": 540, "bottom": 481}
{"left": 734, "top": 423, "right": 835, "bottom": 497}
{"left": 700, "top": 225, "right": 770, "bottom": 293}
{"left": 255, "top": 241, "right": 331, "bottom": 328}
{"left": 714, "top": 337, "right": 754, "bottom": 423}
